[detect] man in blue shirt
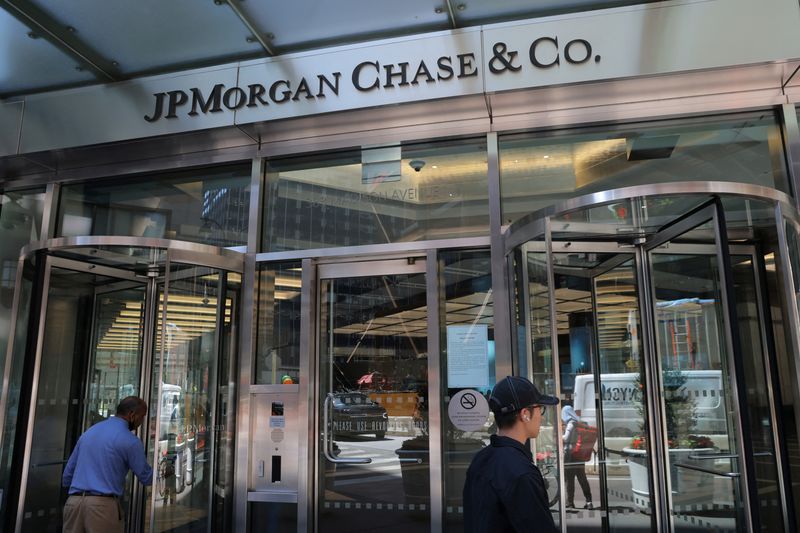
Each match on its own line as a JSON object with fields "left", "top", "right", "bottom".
{"left": 62, "top": 396, "right": 153, "bottom": 533}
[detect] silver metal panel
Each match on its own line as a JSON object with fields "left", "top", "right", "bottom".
{"left": 0, "top": 100, "right": 23, "bottom": 157}
{"left": 168, "top": 248, "right": 243, "bottom": 273}
{"left": 489, "top": 61, "right": 795, "bottom": 133}
{"left": 248, "top": 158, "right": 264, "bottom": 254}
{"left": 0, "top": 7, "right": 96, "bottom": 96}
{"left": 488, "top": 131, "right": 512, "bottom": 377}
{"left": 30, "top": 0, "right": 262, "bottom": 75}
{"left": 780, "top": 103, "right": 800, "bottom": 206}
{"left": 233, "top": 28, "right": 483, "bottom": 126}
{"left": 234, "top": 252, "right": 256, "bottom": 533}
{"left": 297, "top": 258, "right": 316, "bottom": 533}
{"left": 255, "top": 236, "right": 491, "bottom": 263}
{"left": 425, "top": 250, "right": 443, "bottom": 533}
{"left": 317, "top": 257, "right": 426, "bottom": 279}
{"left": 19, "top": 65, "right": 239, "bottom": 153}
{"left": 634, "top": 245, "right": 665, "bottom": 532}
{"left": 247, "top": 95, "right": 490, "bottom": 158}
{"left": 250, "top": 392, "right": 300, "bottom": 494}
{"left": 21, "top": 236, "right": 244, "bottom": 263}
{"left": 482, "top": 0, "right": 800, "bottom": 94}
{"left": 247, "top": 491, "right": 298, "bottom": 503}
{"left": 47, "top": 255, "right": 140, "bottom": 281}
{"left": 39, "top": 182, "right": 58, "bottom": 240}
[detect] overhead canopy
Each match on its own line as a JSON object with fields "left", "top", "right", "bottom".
{"left": 0, "top": 0, "right": 661, "bottom": 98}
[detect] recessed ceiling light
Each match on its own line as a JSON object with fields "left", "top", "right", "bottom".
{"left": 432, "top": 165, "right": 438, "bottom": 169}
{"left": 543, "top": 155, "right": 550, "bottom": 159}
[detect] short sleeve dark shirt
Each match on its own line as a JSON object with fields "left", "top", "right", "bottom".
{"left": 463, "top": 435, "right": 557, "bottom": 533}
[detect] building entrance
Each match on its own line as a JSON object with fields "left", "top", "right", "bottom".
{"left": 0, "top": 237, "right": 242, "bottom": 533}
{"left": 507, "top": 183, "right": 800, "bottom": 532}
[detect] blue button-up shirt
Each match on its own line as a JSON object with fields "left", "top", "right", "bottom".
{"left": 62, "top": 416, "right": 153, "bottom": 496}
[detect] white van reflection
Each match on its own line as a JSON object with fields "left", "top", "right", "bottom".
{"left": 573, "top": 370, "right": 726, "bottom": 451}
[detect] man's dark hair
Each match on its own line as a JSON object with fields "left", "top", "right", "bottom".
{"left": 494, "top": 409, "right": 519, "bottom": 429}
{"left": 117, "top": 396, "right": 146, "bottom": 416}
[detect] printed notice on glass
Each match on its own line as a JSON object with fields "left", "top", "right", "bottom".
{"left": 447, "top": 324, "right": 489, "bottom": 388}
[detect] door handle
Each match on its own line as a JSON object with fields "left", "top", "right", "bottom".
{"left": 323, "top": 393, "right": 371, "bottom": 464}
{"left": 688, "top": 453, "right": 739, "bottom": 460}
{"left": 674, "top": 462, "right": 740, "bottom": 478}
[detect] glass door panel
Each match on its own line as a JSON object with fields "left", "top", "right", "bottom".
{"left": 148, "top": 263, "right": 230, "bottom": 533}
{"left": 19, "top": 264, "right": 143, "bottom": 533}
{"left": 317, "top": 265, "right": 430, "bottom": 532}
{"left": 648, "top": 210, "right": 746, "bottom": 532}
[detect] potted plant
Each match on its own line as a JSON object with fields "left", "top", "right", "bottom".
{"left": 622, "top": 370, "right": 716, "bottom": 509}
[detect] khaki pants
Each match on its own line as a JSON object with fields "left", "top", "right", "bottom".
{"left": 63, "top": 494, "right": 123, "bottom": 533}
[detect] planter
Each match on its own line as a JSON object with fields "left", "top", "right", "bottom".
{"left": 622, "top": 447, "right": 716, "bottom": 510}
{"left": 395, "top": 438, "right": 484, "bottom": 505}
{"left": 395, "top": 438, "right": 429, "bottom": 504}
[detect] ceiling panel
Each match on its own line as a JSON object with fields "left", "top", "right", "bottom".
{"left": 0, "top": 8, "right": 95, "bottom": 95}
{"left": 30, "top": 0, "right": 263, "bottom": 74}
{"left": 236, "top": 0, "right": 449, "bottom": 51}
{"left": 0, "top": 1, "right": 666, "bottom": 99}
{"left": 456, "top": 0, "right": 660, "bottom": 25}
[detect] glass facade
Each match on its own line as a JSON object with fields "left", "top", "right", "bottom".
{"left": 262, "top": 138, "right": 489, "bottom": 251}
{"left": 58, "top": 165, "right": 251, "bottom": 248}
{"left": 499, "top": 112, "right": 790, "bottom": 225}
{"left": 1, "top": 101, "right": 800, "bottom": 533}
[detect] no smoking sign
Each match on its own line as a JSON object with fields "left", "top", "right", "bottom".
{"left": 448, "top": 389, "right": 489, "bottom": 432}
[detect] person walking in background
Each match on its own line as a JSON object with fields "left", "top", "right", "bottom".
{"left": 562, "top": 404, "right": 593, "bottom": 509}
{"left": 62, "top": 396, "right": 153, "bottom": 533}
{"left": 463, "top": 376, "right": 559, "bottom": 533}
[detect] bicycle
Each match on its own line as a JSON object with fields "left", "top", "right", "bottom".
{"left": 537, "top": 453, "right": 560, "bottom": 508}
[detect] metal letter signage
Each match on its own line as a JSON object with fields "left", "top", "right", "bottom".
{"left": 7, "top": 0, "right": 800, "bottom": 155}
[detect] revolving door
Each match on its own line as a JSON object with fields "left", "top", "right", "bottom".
{"left": 0, "top": 237, "right": 242, "bottom": 533}
{"left": 507, "top": 183, "right": 800, "bottom": 533}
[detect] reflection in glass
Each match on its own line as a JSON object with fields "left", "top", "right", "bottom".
{"left": 518, "top": 243, "right": 561, "bottom": 529}
{"left": 318, "top": 271, "right": 429, "bottom": 532}
{"left": 20, "top": 267, "right": 114, "bottom": 531}
{"left": 500, "top": 112, "right": 789, "bottom": 225}
{"left": 147, "top": 266, "right": 236, "bottom": 532}
{"left": 263, "top": 138, "right": 488, "bottom": 252}
{"left": 85, "top": 288, "right": 146, "bottom": 429}
{"left": 58, "top": 165, "right": 251, "bottom": 248}
{"left": 0, "top": 188, "right": 45, "bottom": 370}
{"left": 440, "top": 250, "right": 494, "bottom": 530}
{"left": 651, "top": 251, "right": 744, "bottom": 532}
{"left": 255, "top": 262, "right": 301, "bottom": 384}
{"left": 550, "top": 251, "right": 653, "bottom": 531}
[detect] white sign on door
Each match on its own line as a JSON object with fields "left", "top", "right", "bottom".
{"left": 447, "top": 324, "right": 489, "bottom": 388}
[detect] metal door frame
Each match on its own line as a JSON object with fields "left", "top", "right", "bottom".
{"left": 0, "top": 236, "right": 243, "bottom": 533}
{"left": 503, "top": 182, "right": 800, "bottom": 533}
{"left": 300, "top": 254, "right": 444, "bottom": 533}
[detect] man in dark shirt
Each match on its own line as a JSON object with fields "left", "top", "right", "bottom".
{"left": 463, "top": 376, "right": 559, "bottom": 533}
{"left": 62, "top": 396, "right": 153, "bottom": 533}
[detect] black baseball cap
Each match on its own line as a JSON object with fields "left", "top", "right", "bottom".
{"left": 489, "top": 376, "right": 559, "bottom": 415}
